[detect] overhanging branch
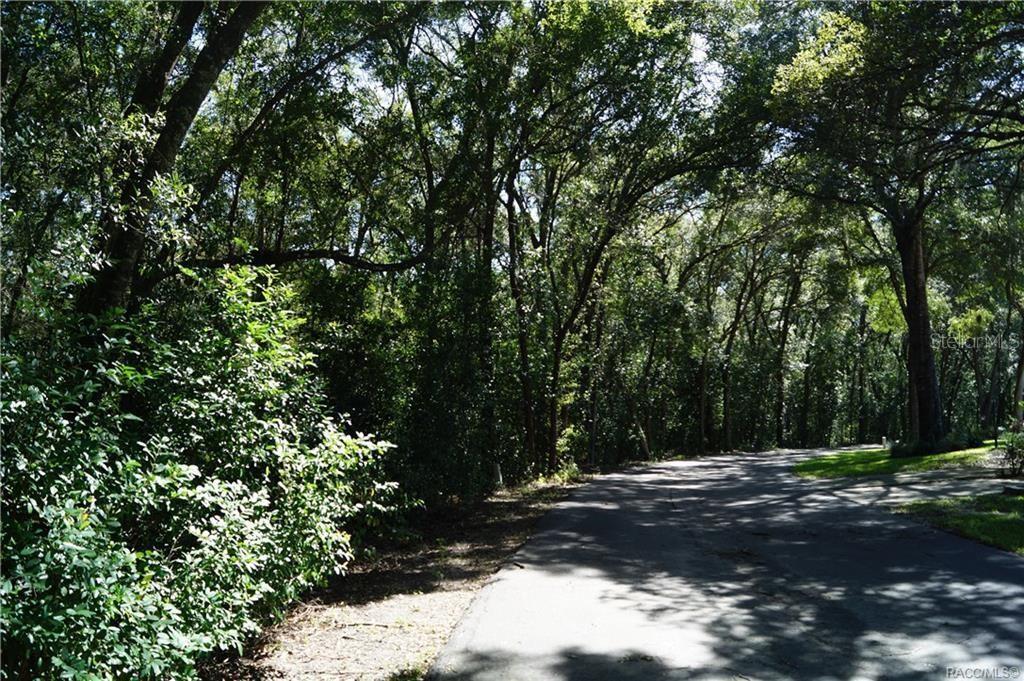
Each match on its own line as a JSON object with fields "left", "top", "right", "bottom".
{"left": 183, "top": 247, "right": 429, "bottom": 273}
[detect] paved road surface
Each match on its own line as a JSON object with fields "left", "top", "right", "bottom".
{"left": 431, "top": 451, "right": 1024, "bottom": 681}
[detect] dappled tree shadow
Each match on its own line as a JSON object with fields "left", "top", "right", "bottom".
{"left": 200, "top": 486, "right": 571, "bottom": 680}
{"left": 431, "top": 452, "right": 1024, "bottom": 680}
{"left": 318, "top": 485, "right": 571, "bottom": 607}
{"left": 430, "top": 647, "right": 696, "bottom": 680}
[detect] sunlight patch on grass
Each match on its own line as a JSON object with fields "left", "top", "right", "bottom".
{"left": 897, "top": 494, "right": 1024, "bottom": 556}
{"left": 792, "top": 443, "right": 994, "bottom": 479}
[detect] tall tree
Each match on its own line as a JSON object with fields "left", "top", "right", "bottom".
{"left": 771, "top": 3, "right": 1024, "bottom": 444}
{"left": 78, "top": 2, "right": 267, "bottom": 314}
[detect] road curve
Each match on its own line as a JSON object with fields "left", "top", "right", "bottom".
{"left": 430, "top": 451, "right": 1024, "bottom": 681}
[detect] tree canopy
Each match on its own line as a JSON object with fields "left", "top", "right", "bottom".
{"left": 1, "top": 1, "right": 1023, "bottom": 678}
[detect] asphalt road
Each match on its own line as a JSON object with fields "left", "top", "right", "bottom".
{"left": 430, "top": 451, "right": 1024, "bottom": 681}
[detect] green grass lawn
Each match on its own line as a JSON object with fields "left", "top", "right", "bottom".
{"left": 792, "top": 442, "right": 995, "bottom": 479}
{"left": 898, "top": 494, "right": 1024, "bottom": 556}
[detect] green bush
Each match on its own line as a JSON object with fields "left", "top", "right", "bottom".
{"left": 1002, "top": 431, "right": 1024, "bottom": 477}
{"left": 1, "top": 268, "right": 414, "bottom": 679}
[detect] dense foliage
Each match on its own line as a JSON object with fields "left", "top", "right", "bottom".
{"left": 1, "top": 269, "right": 410, "bottom": 678}
{"left": 1, "top": 1, "right": 1022, "bottom": 678}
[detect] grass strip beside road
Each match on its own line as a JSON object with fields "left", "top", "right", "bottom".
{"left": 793, "top": 443, "right": 994, "bottom": 479}
{"left": 897, "top": 494, "right": 1024, "bottom": 556}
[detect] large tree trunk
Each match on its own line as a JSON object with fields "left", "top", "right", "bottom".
{"left": 78, "top": 2, "right": 265, "bottom": 315}
{"left": 906, "top": 338, "right": 920, "bottom": 438}
{"left": 893, "top": 217, "right": 945, "bottom": 444}
{"left": 130, "top": 2, "right": 206, "bottom": 118}
{"left": 547, "top": 343, "right": 563, "bottom": 473}
{"left": 773, "top": 268, "right": 802, "bottom": 446}
{"left": 476, "top": 126, "right": 499, "bottom": 482}
{"left": 504, "top": 175, "right": 538, "bottom": 468}
{"left": 721, "top": 355, "right": 735, "bottom": 452}
{"left": 634, "top": 413, "right": 652, "bottom": 460}
{"left": 798, "top": 318, "right": 819, "bottom": 448}
{"left": 544, "top": 227, "right": 617, "bottom": 472}
{"left": 855, "top": 305, "right": 868, "bottom": 443}
{"left": 697, "top": 350, "right": 710, "bottom": 454}
{"left": 720, "top": 257, "right": 758, "bottom": 452}
{"left": 632, "top": 330, "right": 659, "bottom": 459}
{"left": 584, "top": 303, "right": 607, "bottom": 466}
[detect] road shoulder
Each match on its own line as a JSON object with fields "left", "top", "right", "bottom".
{"left": 202, "top": 482, "right": 579, "bottom": 680}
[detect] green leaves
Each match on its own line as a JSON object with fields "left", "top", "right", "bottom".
{"left": 771, "top": 12, "right": 866, "bottom": 107}
{"left": 4, "top": 2, "right": 1022, "bottom": 674}
{"left": 1, "top": 271, "right": 413, "bottom": 679}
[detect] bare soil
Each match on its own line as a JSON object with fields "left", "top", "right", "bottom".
{"left": 201, "top": 482, "right": 575, "bottom": 680}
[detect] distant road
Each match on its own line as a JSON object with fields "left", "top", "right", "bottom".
{"left": 431, "top": 451, "right": 1024, "bottom": 680}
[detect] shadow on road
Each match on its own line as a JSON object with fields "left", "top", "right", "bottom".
{"left": 431, "top": 452, "right": 1024, "bottom": 680}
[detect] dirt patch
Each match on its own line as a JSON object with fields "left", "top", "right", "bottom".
{"left": 201, "top": 482, "right": 576, "bottom": 680}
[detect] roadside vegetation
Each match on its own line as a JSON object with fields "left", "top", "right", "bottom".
{"left": 201, "top": 478, "right": 576, "bottom": 680}
{"left": 2, "top": 2, "right": 1022, "bottom": 679}
{"left": 898, "top": 495, "right": 1024, "bottom": 556}
{"left": 793, "top": 442, "right": 997, "bottom": 479}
